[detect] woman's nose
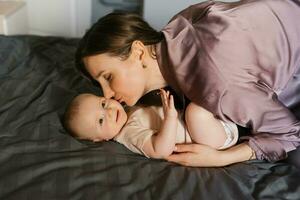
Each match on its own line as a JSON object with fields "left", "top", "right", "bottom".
{"left": 102, "top": 85, "right": 115, "bottom": 99}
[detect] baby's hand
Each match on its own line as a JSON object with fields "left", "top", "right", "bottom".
{"left": 160, "top": 89, "right": 178, "bottom": 118}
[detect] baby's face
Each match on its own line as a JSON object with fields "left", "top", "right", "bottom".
{"left": 73, "top": 94, "right": 128, "bottom": 142}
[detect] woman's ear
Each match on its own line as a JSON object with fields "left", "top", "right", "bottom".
{"left": 131, "top": 40, "right": 146, "bottom": 61}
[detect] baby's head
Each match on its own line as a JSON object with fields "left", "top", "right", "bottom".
{"left": 64, "top": 93, "right": 128, "bottom": 142}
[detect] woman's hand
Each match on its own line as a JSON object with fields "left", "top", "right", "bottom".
{"left": 166, "top": 143, "right": 227, "bottom": 167}
{"left": 166, "top": 142, "right": 255, "bottom": 167}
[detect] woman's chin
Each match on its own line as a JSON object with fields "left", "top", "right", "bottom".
{"left": 126, "top": 99, "right": 137, "bottom": 107}
{"left": 126, "top": 103, "right": 134, "bottom": 107}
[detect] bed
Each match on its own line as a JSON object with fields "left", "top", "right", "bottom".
{"left": 0, "top": 35, "right": 299, "bottom": 200}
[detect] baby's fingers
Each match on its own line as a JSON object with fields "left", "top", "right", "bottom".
{"left": 160, "top": 89, "right": 168, "bottom": 107}
{"left": 169, "top": 95, "right": 175, "bottom": 109}
{"left": 166, "top": 90, "right": 170, "bottom": 99}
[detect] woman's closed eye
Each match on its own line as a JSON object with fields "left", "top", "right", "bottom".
{"left": 104, "top": 74, "right": 112, "bottom": 82}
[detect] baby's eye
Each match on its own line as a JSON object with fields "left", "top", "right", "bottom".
{"left": 99, "top": 118, "right": 104, "bottom": 126}
{"left": 101, "top": 100, "right": 106, "bottom": 108}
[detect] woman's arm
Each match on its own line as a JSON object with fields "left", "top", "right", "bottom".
{"left": 166, "top": 142, "right": 255, "bottom": 167}
{"left": 222, "top": 85, "right": 300, "bottom": 162}
{"left": 142, "top": 90, "right": 178, "bottom": 159}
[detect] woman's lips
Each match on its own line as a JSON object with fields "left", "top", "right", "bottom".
{"left": 119, "top": 97, "right": 125, "bottom": 104}
{"left": 115, "top": 96, "right": 123, "bottom": 103}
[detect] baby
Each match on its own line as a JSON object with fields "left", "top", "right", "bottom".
{"left": 64, "top": 90, "right": 238, "bottom": 159}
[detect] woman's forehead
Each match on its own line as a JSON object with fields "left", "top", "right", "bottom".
{"left": 83, "top": 54, "right": 123, "bottom": 76}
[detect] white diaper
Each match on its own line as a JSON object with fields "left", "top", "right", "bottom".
{"left": 218, "top": 120, "right": 239, "bottom": 150}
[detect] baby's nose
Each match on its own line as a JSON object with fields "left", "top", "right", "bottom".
{"left": 106, "top": 108, "right": 114, "bottom": 117}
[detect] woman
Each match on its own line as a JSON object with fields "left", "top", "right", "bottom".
{"left": 75, "top": 0, "right": 300, "bottom": 168}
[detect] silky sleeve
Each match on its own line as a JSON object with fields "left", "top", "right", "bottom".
{"left": 167, "top": 1, "right": 214, "bottom": 24}
{"left": 221, "top": 83, "right": 300, "bottom": 162}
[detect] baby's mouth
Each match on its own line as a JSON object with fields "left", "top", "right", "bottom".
{"left": 116, "top": 110, "right": 119, "bottom": 122}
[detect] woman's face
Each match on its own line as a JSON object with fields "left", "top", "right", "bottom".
{"left": 83, "top": 53, "right": 147, "bottom": 106}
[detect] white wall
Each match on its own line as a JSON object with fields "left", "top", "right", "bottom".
{"left": 4, "top": 3, "right": 28, "bottom": 35}
{"left": 74, "top": 0, "right": 92, "bottom": 37}
{"left": 91, "top": 0, "right": 113, "bottom": 24}
{"left": 144, "top": 0, "right": 239, "bottom": 31}
{"left": 0, "top": 1, "right": 28, "bottom": 35}
{"left": 24, "top": 0, "right": 91, "bottom": 37}
{"left": 2, "top": 0, "right": 241, "bottom": 37}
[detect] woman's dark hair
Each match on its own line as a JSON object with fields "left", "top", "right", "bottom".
{"left": 75, "top": 12, "right": 164, "bottom": 81}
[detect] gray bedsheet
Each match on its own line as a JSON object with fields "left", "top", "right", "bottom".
{"left": 0, "top": 35, "right": 299, "bottom": 200}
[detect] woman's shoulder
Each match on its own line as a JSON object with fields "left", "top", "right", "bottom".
{"left": 167, "top": 1, "right": 215, "bottom": 25}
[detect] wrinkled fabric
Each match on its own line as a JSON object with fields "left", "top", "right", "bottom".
{"left": 1, "top": 35, "right": 300, "bottom": 199}
{"left": 156, "top": 0, "right": 300, "bottom": 162}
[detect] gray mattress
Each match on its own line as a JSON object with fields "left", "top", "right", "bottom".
{"left": 0, "top": 35, "right": 299, "bottom": 200}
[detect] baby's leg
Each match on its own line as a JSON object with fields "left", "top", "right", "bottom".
{"left": 185, "top": 102, "right": 238, "bottom": 149}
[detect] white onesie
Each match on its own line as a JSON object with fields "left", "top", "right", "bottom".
{"left": 114, "top": 106, "right": 238, "bottom": 157}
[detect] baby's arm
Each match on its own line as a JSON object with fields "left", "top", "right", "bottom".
{"left": 142, "top": 90, "right": 178, "bottom": 159}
